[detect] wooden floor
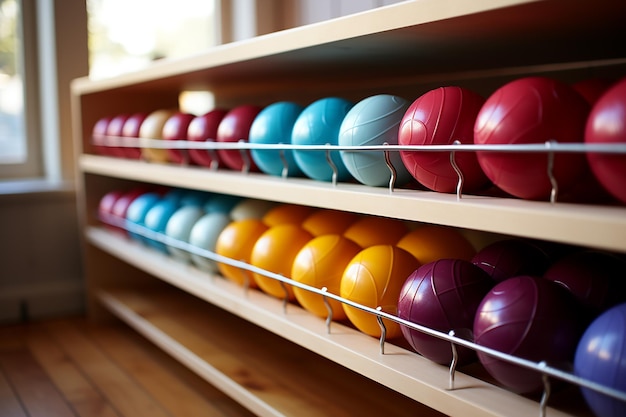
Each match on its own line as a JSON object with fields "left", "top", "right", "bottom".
{"left": 0, "top": 317, "right": 255, "bottom": 417}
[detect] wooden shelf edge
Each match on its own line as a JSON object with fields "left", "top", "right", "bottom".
{"left": 87, "top": 226, "right": 576, "bottom": 417}
{"left": 81, "top": 155, "right": 626, "bottom": 253}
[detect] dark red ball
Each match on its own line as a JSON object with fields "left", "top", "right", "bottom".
{"left": 397, "top": 259, "right": 493, "bottom": 366}
{"left": 187, "top": 109, "right": 228, "bottom": 167}
{"left": 398, "top": 86, "right": 490, "bottom": 193}
{"left": 473, "top": 275, "right": 582, "bottom": 394}
{"left": 471, "top": 239, "right": 551, "bottom": 283}
{"left": 121, "top": 112, "right": 149, "bottom": 159}
{"left": 216, "top": 105, "right": 263, "bottom": 171}
{"left": 474, "top": 76, "right": 590, "bottom": 200}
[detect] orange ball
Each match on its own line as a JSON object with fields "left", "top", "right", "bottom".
{"left": 397, "top": 225, "right": 476, "bottom": 264}
{"left": 262, "top": 204, "right": 316, "bottom": 227}
{"left": 291, "top": 234, "right": 361, "bottom": 320}
{"left": 340, "top": 245, "right": 420, "bottom": 338}
{"left": 215, "top": 219, "right": 268, "bottom": 287}
{"left": 302, "top": 209, "right": 360, "bottom": 236}
{"left": 251, "top": 224, "right": 313, "bottom": 300}
{"left": 343, "top": 215, "right": 409, "bottom": 248}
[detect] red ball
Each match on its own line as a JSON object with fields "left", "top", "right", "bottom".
{"left": 399, "top": 86, "right": 490, "bottom": 193}
{"left": 474, "top": 77, "right": 590, "bottom": 200}
{"left": 162, "top": 112, "right": 196, "bottom": 164}
{"left": 109, "top": 187, "right": 149, "bottom": 235}
{"left": 544, "top": 250, "right": 626, "bottom": 317}
{"left": 585, "top": 77, "right": 626, "bottom": 204}
{"left": 121, "top": 112, "right": 149, "bottom": 159}
{"left": 98, "top": 189, "right": 125, "bottom": 229}
{"left": 397, "top": 259, "right": 493, "bottom": 366}
{"left": 572, "top": 78, "right": 614, "bottom": 105}
{"left": 473, "top": 276, "right": 582, "bottom": 394}
{"left": 216, "top": 105, "right": 262, "bottom": 171}
{"left": 471, "top": 239, "right": 551, "bottom": 283}
{"left": 187, "top": 109, "right": 228, "bottom": 167}
{"left": 92, "top": 116, "right": 112, "bottom": 155}
{"left": 105, "top": 114, "right": 130, "bottom": 158}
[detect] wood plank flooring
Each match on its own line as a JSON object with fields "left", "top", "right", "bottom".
{"left": 0, "top": 317, "right": 255, "bottom": 417}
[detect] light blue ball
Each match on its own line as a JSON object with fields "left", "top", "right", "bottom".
{"left": 203, "top": 193, "right": 242, "bottom": 214}
{"left": 143, "top": 198, "right": 180, "bottom": 252}
{"left": 189, "top": 212, "right": 232, "bottom": 273}
{"left": 250, "top": 101, "right": 304, "bottom": 177}
{"left": 125, "top": 192, "right": 161, "bottom": 243}
{"left": 165, "top": 205, "right": 205, "bottom": 263}
{"left": 339, "top": 94, "right": 413, "bottom": 187}
{"left": 292, "top": 97, "right": 354, "bottom": 182}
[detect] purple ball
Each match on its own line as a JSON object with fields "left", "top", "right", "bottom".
{"left": 574, "top": 302, "right": 626, "bottom": 417}
{"left": 398, "top": 259, "right": 494, "bottom": 366}
{"left": 471, "top": 239, "right": 551, "bottom": 283}
{"left": 473, "top": 275, "right": 582, "bottom": 394}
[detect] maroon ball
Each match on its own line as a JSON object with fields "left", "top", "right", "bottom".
{"left": 471, "top": 239, "right": 551, "bottom": 283}
{"left": 216, "top": 105, "right": 263, "bottom": 171}
{"left": 398, "top": 259, "right": 494, "bottom": 366}
{"left": 121, "top": 112, "right": 149, "bottom": 159}
{"left": 473, "top": 276, "right": 582, "bottom": 394}
{"left": 187, "top": 109, "right": 228, "bottom": 167}
{"left": 544, "top": 250, "right": 626, "bottom": 317}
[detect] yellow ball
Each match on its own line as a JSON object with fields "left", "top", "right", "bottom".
{"left": 139, "top": 109, "right": 176, "bottom": 162}
{"left": 215, "top": 219, "right": 268, "bottom": 287}
{"left": 262, "top": 204, "right": 316, "bottom": 227}
{"left": 251, "top": 224, "right": 313, "bottom": 300}
{"left": 340, "top": 245, "right": 420, "bottom": 338}
{"left": 302, "top": 209, "right": 360, "bottom": 236}
{"left": 291, "top": 234, "right": 361, "bottom": 320}
{"left": 397, "top": 224, "right": 476, "bottom": 264}
{"left": 343, "top": 215, "right": 408, "bottom": 248}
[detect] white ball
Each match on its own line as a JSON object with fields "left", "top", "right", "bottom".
{"left": 189, "top": 212, "right": 232, "bottom": 273}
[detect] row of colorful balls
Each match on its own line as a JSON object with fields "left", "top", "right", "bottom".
{"left": 93, "top": 76, "right": 626, "bottom": 205}
{"left": 98, "top": 185, "right": 626, "bottom": 416}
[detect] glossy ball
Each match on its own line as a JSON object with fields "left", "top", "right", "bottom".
{"left": 399, "top": 86, "right": 489, "bottom": 193}
{"left": 216, "top": 105, "right": 262, "bottom": 171}
{"left": 262, "top": 204, "right": 316, "bottom": 227}
{"left": 302, "top": 209, "right": 359, "bottom": 236}
{"left": 574, "top": 302, "right": 626, "bottom": 417}
{"left": 164, "top": 205, "right": 205, "bottom": 263}
{"left": 143, "top": 198, "right": 180, "bottom": 252}
{"left": 98, "top": 189, "right": 125, "bottom": 229}
{"left": 126, "top": 192, "right": 162, "bottom": 243}
{"left": 121, "top": 112, "right": 149, "bottom": 159}
{"left": 189, "top": 212, "right": 232, "bottom": 273}
{"left": 398, "top": 259, "right": 493, "bottom": 365}
{"left": 474, "top": 76, "right": 589, "bottom": 200}
{"left": 187, "top": 109, "right": 228, "bottom": 167}
{"left": 203, "top": 194, "right": 242, "bottom": 214}
{"left": 250, "top": 101, "right": 304, "bottom": 177}
{"left": 92, "top": 116, "right": 112, "bottom": 155}
{"left": 473, "top": 276, "right": 582, "bottom": 394}
{"left": 215, "top": 219, "right": 268, "bottom": 287}
{"left": 140, "top": 109, "right": 177, "bottom": 162}
{"left": 110, "top": 188, "right": 149, "bottom": 235}
{"left": 292, "top": 97, "right": 354, "bottom": 182}
{"left": 471, "top": 239, "right": 551, "bottom": 283}
{"left": 585, "top": 77, "right": 626, "bottom": 204}
{"left": 230, "top": 199, "right": 277, "bottom": 221}
{"left": 340, "top": 245, "right": 420, "bottom": 338}
{"left": 105, "top": 114, "right": 130, "bottom": 158}
{"left": 339, "top": 94, "right": 413, "bottom": 187}
{"left": 397, "top": 225, "right": 476, "bottom": 264}
{"left": 162, "top": 112, "right": 196, "bottom": 164}
{"left": 572, "top": 78, "right": 614, "bottom": 105}
{"left": 343, "top": 215, "right": 408, "bottom": 248}
{"left": 292, "top": 234, "right": 361, "bottom": 320}
{"left": 251, "top": 224, "right": 313, "bottom": 300}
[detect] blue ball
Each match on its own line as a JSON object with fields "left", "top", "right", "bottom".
{"left": 143, "top": 198, "right": 180, "bottom": 252}
{"left": 189, "top": 212, "right": 232, "bottom": 273}
{"left": 125, "top": 192, "right": 161, "bottom": 243}
{"left": 203, "top": 193, "right": 242, "bottom": 214}
{"left": 250, "top": 101, "right": 304, "bottom": 177}
{"left": 339, "top": 94, "right": 413, "bottom": 187}
{"left": 292, "top": 97, "right": 354, "bottom": 182}
{"left": 574, "top": 302, "right": 626, "bottom": 417}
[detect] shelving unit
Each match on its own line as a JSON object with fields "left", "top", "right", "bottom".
{"left": 71, "top": 1, "right": 626, "bottom": 416}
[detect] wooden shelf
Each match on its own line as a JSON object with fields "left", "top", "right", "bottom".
{"left": 81, "top": 155, "right": 626, "bottom": 253}
{"left": 88, "top": 226, "right": 586, "bottom": 417}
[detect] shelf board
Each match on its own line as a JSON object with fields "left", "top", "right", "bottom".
{"left": 70, "top": 0, "right": 626, "bottom": 96}
{"left": 87, "top": 226, "right": 583, "bottom": 417}
{"left": 97, "top": 286, "right": 443, "bottom": 417}
{"left": 81, "top": 155, "right": 626, "bottom": 253}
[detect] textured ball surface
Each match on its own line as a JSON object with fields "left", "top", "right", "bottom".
{"left": 339, "top": 94, "right": 413, "bottom": 186}
{"left": 398, "top": 259, "right": 493, "bottom": 365}
{"left": 473, "top": 275, "right": 582, "bottom": 394}
{"left": 574, "top": 302, "right": 626, "bottom": 417}
{"left": 250, "top": 101, "right": 304, "bottom": 177}
{"left": 471, "top": 239, "right": 551, "bottom": 283}
{"left": 216, "top": 105, "right": 263, "bottom": 171}
{"left": 189, "top": 212, "right": 232, "bottom": 273}
{"left": 215, "top": 219, "right": 268, "bottom": 287}
{"left": 343, "top": 215, "right": 408, "bottom": 248}
{"left": 474, "top": 76, "right": 589, "bottom": 200}
{"left": 251, "top": 224, "right": 313, "bottom": 300}
{"left": 585, "top": 77, "right": 626, "bottom": 204}
{"left": 399, "top": 86, "right": 489, "bottom": 193}
{"left": 292, "top": 97, "right": 354, "bottom": 182}
{"left": 340, "top": 245, "right": 420, "bottom": 338}
{"left": 292, "top": 234, "right": 361, "bottom": 320}
{"left": 397, "top": 225, "right": 476, "bottom": 264}
{"left": 187, "top": 109, "right": 228, "bottom": 167}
